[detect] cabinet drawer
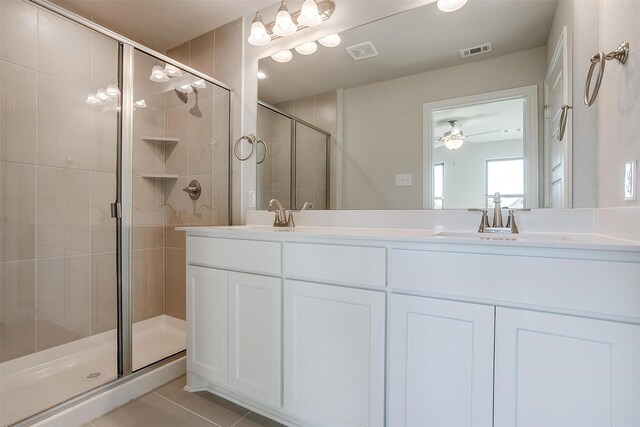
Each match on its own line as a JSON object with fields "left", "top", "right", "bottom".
{"left": 284, "top": 242, "right": 386, "bottom": 287}
{"left": 390, "top": 248, "right": 640, "bottom": 319}
{"left": 187, "top": 236, "right": 281, "bottom": 275}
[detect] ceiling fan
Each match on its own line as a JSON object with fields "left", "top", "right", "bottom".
{"left": 436, "top": 120, "right": 523, "bottom": 150}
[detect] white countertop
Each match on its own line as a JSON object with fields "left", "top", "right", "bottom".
{"left": 177, "top": 225, "right": 640, "bottom": 253}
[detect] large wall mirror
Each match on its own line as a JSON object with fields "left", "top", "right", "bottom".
{"left": 256, "top": 0, "right": 574, "bottom": 210}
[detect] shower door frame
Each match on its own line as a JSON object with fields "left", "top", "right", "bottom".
{"left": 257, "top": 100, "right": 331, "bottom": 209}
{"left": 13, "top": 1, "right": 234, "bottom": 425}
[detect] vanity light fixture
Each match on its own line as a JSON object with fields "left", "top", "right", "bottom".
{"left": 257, "top": 71, "right": 268, "bottom": 79}
{"left": 295, "top": 41, "right": 318, "bottom": 55}
{"left": 248, "top": 13, "right": 271, "bottom": 46}
{"left": 247, "top": 0, "right": 336, "bottom": 46}
{"left": 318, "top": 33, "right": 341, "bottom": 47}
{"left": 298, "top": 0, "right": 323, "bottom": 27}
{"left": 164, "top": 64, "right": 183, "bottom": 77}
{"left": 175, "top": 82, "right": 194, "bottom": 94}
{"left": 134, "top": 99, "right": 147, "bottom": 108}
{"left": 273, "top": 1, "right": 297, "bottom": 37}
{"left": 85, "top": 92, "right": 102, "bottom": 105}
{"left": 149, "top": 65, "right": 169, "bottom": 82}
{"left": 192, "top": 79, "right": 207, "bottom": 89}
{"left": 96, "top": 89, "right": 111, "bottom": 102}
{"left": 271, "top": 49, "right": 293, "bottom": 63}
{"left": 106, "top": 84, "right": 120, "bottom": 98}
{"left": 437, "top": 0, "right": 468, "bottom": 12}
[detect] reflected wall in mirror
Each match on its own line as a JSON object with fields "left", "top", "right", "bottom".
{"left": 257, "top": 0, "right": 574, "bottom": 210}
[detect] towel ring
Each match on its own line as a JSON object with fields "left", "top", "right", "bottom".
{"left": 558, "top": 105, "right": 572, "bottom": 141}
{"left": 256, "top": 139, "right": 268, "bottom": 165}
{"left": 584, "top": 41, "right": 629, "bottom": 107}
{"left": 233, "top": 134, "right": 256, "bottom": 161}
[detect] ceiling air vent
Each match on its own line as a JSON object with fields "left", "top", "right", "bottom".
{"left": 346, "top": 41, "right": 380, "bottom": 61}
{"left": 460, "top": 43, "right": 492, "bottom": 58}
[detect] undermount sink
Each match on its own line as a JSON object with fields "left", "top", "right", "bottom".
{"left": 433, "top": 231, "right": 576, "bottom": 242}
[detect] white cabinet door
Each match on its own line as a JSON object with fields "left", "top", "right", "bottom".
{"left": 228, "top": 272, "right": 281, "bottom": 407}
{"left": 283, "top": 280, "right": 386, "bottom": 427}
{"left": 388, "top": 295, "right": 495, "bottom": 427}
{"left": 495, "top": 308, "right": 640, "bottom": 427}
{"left": 186, "top": 266, "right": 228, "bottom": 385}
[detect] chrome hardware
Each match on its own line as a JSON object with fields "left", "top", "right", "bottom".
{"left": 469, "top": 192, "right": 531, "bottom": 234}
{"left": 268, "top": 199, "right": 294, "bottom": 228}
{"left": 233, "top": 134, "right": 256, "bottom": 161}
{"left": 182, "top": 179, "right": 201, "bottom": 200}
{"left": 491, "top": 192, "right": 503, "bottom": 228}
{"left": 256, "top": 138, "right": 268, "bottom": 165}
{"left": 558, "top": 105, "right": 572, "bottom": 141}
{"left": 468, "top": 208, "right": 490, "bottom": 232}
{"left": 110, "top": 202, "right": 122, "bottom": 219}
{"left": 301, "top": 201, "right": 313, "bottom": 210}
{"left": 584, "top": 41, "right": 629, "bottom": 107}
{"left": 505, "top": 208, "right": 531, "bottom": 234}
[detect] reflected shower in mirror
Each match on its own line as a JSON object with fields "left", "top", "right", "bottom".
{"left": 257, "top": 0, "right": 576, "bottom": 210}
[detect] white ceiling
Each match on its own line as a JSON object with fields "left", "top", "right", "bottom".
{"left": 433, "top": 98, "right": 524, "bottom": 144}
{"left": 51, "top": 0, "right": 278, "bottom": 51}
{"left": 258, "top": 0, "right": 558, "bottom": 104}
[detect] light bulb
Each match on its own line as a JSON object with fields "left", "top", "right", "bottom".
{"left": 271, "top": 49, "right": 293, "bottom": 63}
{"left": 164, "top": 64, "right": 182, "bottom": 77}
{"left": 96, "top": 89, "right": 110, "bottom": 101}
{"left": 273, "top": 1, "right": 297, "bottom": 37}
{"left": 318, "top": 33, "right": 341, "bottom": 47}
{"left": 248, "top": 13, "right": 271, "bottom": 46}
{"left": 192, "top": 79, "right": 207, "bottom": 89}
{"left": 86, "top": 92, "right": 102, "bottom": 105}
{"left": 437, "top": 0, "right": 468, "bottom": 12}
{"left": 297, "top": 0, "right": 322, "bottom": 27}
{"left": 149, "top": 65, "right": 169, "bottom": 82}
{"left": 176, "top": 83, "right": 193, "bottom": 94}
{"left": 106, "top": 84, "right": 120, "bottom": 98}
{"left": 134, "top": 99, "right": 147, "bottom": 108}
{"left": 295, "top": 41, "right": 318, "bottom": 55}
{"left": 257, "top": 71, "right": 268, "bottom": 79}
{"left": 444, "top": 138, "right": 464, "bottom": 150}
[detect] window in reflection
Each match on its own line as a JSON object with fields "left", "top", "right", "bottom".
{"left": 486, "top": 158, "right": 524, "bottom": 208}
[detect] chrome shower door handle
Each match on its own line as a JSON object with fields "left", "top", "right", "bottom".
{"left": 183, "top": 179, "right": 202, "bottom": 200}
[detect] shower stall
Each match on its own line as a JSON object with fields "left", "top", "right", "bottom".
{"left": 0, "top": 1, "right": 231, "bottom": 425}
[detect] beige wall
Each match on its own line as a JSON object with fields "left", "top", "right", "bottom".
{"left": 0, "top": 1, "right": 118, "bottom": 361}
{"left": 340, "top": 47, "right": 547, "bottom": 210}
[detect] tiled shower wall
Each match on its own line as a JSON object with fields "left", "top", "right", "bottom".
{"left": 132, "top": 52, "right": 229, "bottom": 323}
{"left": 257, "top": 106, "right": 292, "bottom": 210}
{"left": 0, "top": 0, "right": 118, "bottom": 361}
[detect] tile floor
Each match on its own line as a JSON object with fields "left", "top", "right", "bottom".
{"left": 86, "top": 375, "right": 285, "bottom": 427}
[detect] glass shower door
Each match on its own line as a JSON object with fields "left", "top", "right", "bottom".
{"left": 130, "top": 49, "right": 230, "bottom": 370}
{"left": 0, "top": 1, "right": 119, "bottom": 424}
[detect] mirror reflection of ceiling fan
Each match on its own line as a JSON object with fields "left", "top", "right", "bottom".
{"left": 436, "top": 120, "right": 523, "bottom": 151}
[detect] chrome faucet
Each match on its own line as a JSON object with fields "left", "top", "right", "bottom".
{"left": 301, "top": 201, "right": 313, "bottom": 210}
{"left": 268, "top": 199, "right": 294, "bottom": 228}
{"left": 468, "top": 192, "right": 530, "bottom": 234}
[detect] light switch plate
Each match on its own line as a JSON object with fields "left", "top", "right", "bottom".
{"left": 248, "top": 190, "right": 257, "bottom": 208}
{"left": 396, "top": 174, "right": 413, "bottom": 187}
{"left": 624, "top": 160, "right": 636, "bottom": 201}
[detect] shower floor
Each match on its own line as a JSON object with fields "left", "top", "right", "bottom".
{"left": 0, "top": 315, "right": 185, "bottom": 426}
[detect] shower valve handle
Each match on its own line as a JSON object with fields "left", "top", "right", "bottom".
{"left": 183, "top": 180, "right": 202, "bottom": 200}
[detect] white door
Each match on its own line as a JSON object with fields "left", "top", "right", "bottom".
{"left": 228, "top": 272, "right": 281, "bottom": 407}
{"left": 388, "top": 295, "right": 495, "bottom": 427}
{"left": 494, "top": 308, "right": 640, "bottom": 427}
{"left": 283, "top": 280, "right": 386, "bottom": 427}
{"left": 544, "top": 26, "right": 571, "bottom": 208}
{"left": 186, "top": 266, "right": 228, "bottom": 385}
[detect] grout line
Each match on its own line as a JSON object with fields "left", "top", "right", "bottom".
{"left": 152, "top": 391, "right": 223, "bottom": 427}
{"left": 230, "top": 411, "right": 252, "bottom": 427}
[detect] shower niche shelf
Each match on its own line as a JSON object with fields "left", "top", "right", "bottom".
{"left": 141, "top": 136, "right": 180, "bottom": 144}
{"left": 140, "top": 173, "right": 179, "bottom": 179}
